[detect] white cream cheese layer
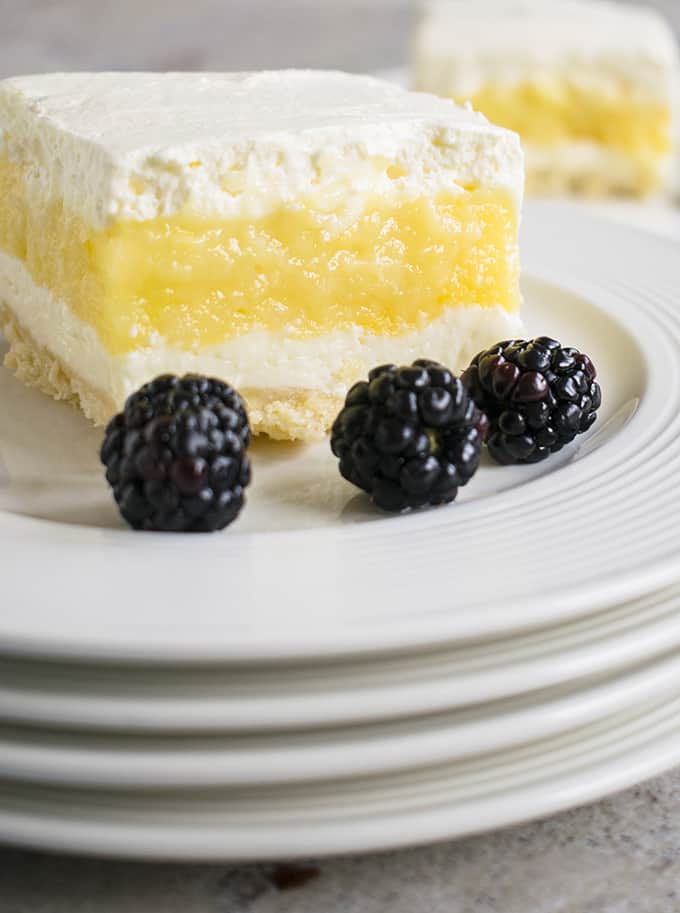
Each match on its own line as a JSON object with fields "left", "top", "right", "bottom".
{"left": 414, "top": 0, "right": 679, "bottom": 102}
{"left": 0, "top": 70, "right": 524, "bottom": 228}
{"left": 0, "top": 249, "right": 523, "bottom": 408}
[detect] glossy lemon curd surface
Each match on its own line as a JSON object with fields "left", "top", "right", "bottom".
{"left": 462, "top": 80, "right": 671, "bottom": 163}
{"left": 0, "top": 159, "right": 520, "bottom": 355}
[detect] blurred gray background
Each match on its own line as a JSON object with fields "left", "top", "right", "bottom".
{"left": 1, "top": 0, "right": 679, "bottom": 79}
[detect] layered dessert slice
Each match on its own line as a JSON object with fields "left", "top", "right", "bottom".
{"left": 0, "top": 71, "right": 523, "bottom": 440}
{"left": 413, "top": 0, "right": 679, "bottom": 197}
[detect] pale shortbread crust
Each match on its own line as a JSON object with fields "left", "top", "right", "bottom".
{"left": 0, "top": 301, "right": 116, "bottom": 423}
{"left": 0, "top": 303, "right": 341, "bottom": 440}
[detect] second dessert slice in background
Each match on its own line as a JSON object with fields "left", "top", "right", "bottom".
{"left": 0, "top": 70, "right": 524, "bottom": 439}
{"left": 413, "top": 0, "right": 679, "bottom": 197}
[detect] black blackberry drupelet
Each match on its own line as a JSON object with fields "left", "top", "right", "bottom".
{"left": 330, "top": 360, "right": 488, "bottom": 512}
{"left": 462, "top": 337, "right": 601, "bottom": 465}
{"left": 100, "top": 374, "right": 251, "bottom": 531}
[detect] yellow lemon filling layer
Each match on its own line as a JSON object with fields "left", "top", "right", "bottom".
{"left": 0, "top": 159, "right": 520, "bottom": 356}
{"left": 460, "top": 81, "right": 671, "bottom": 168}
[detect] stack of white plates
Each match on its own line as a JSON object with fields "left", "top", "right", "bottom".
{"left": 1, "top": 204, "right": 679, "bottom": 861}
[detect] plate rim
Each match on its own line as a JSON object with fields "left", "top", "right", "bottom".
{"left": 3, "top": 646, "right": 680, "bottom": 788}
{"left": 1, "top": 582, "right": 680, "bottom": 732}
{"left": 1, "top": 204, "right": 680, "bottom": 662}
{"left": 0, "top": 690, "right": 679, "bottom": 860}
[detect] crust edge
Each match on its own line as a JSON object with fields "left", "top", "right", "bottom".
{"left": 0, "top": 303, "right": 342, "bottom": 441}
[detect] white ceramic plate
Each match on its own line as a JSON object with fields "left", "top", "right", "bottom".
{"left": 1, "top": 689, "right": 680, "bottom": 860}
{"left": 1, "top": 204, "right": 679, "bottom": 662}
{"left": 2, "top": 647, "right": 680, "bottom": 788}
{"left": 1, "top": 583, "right": 679, "bottom": 732}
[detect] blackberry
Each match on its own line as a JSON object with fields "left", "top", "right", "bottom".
{"left": 462, "top": 337, "right": 601, "bottom": 465}
{"left": 330, "top": 360, "right": 487, "bottom": 512}
{"left": 100, "top": 374, "right": 251, "bottom": 532}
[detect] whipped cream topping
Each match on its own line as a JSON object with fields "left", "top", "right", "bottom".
{"left": 414, "top": 0, "right": 680, "bottom": 101}
{"left": 0, "top": 70, "right": 524, "bottom": 228}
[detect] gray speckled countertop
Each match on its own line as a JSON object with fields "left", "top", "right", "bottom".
{"left": 2, "top": 1, "right": 680, "bottom": 909}
{"left": 1, "top": 778, "right": 680, "bottom": 912}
